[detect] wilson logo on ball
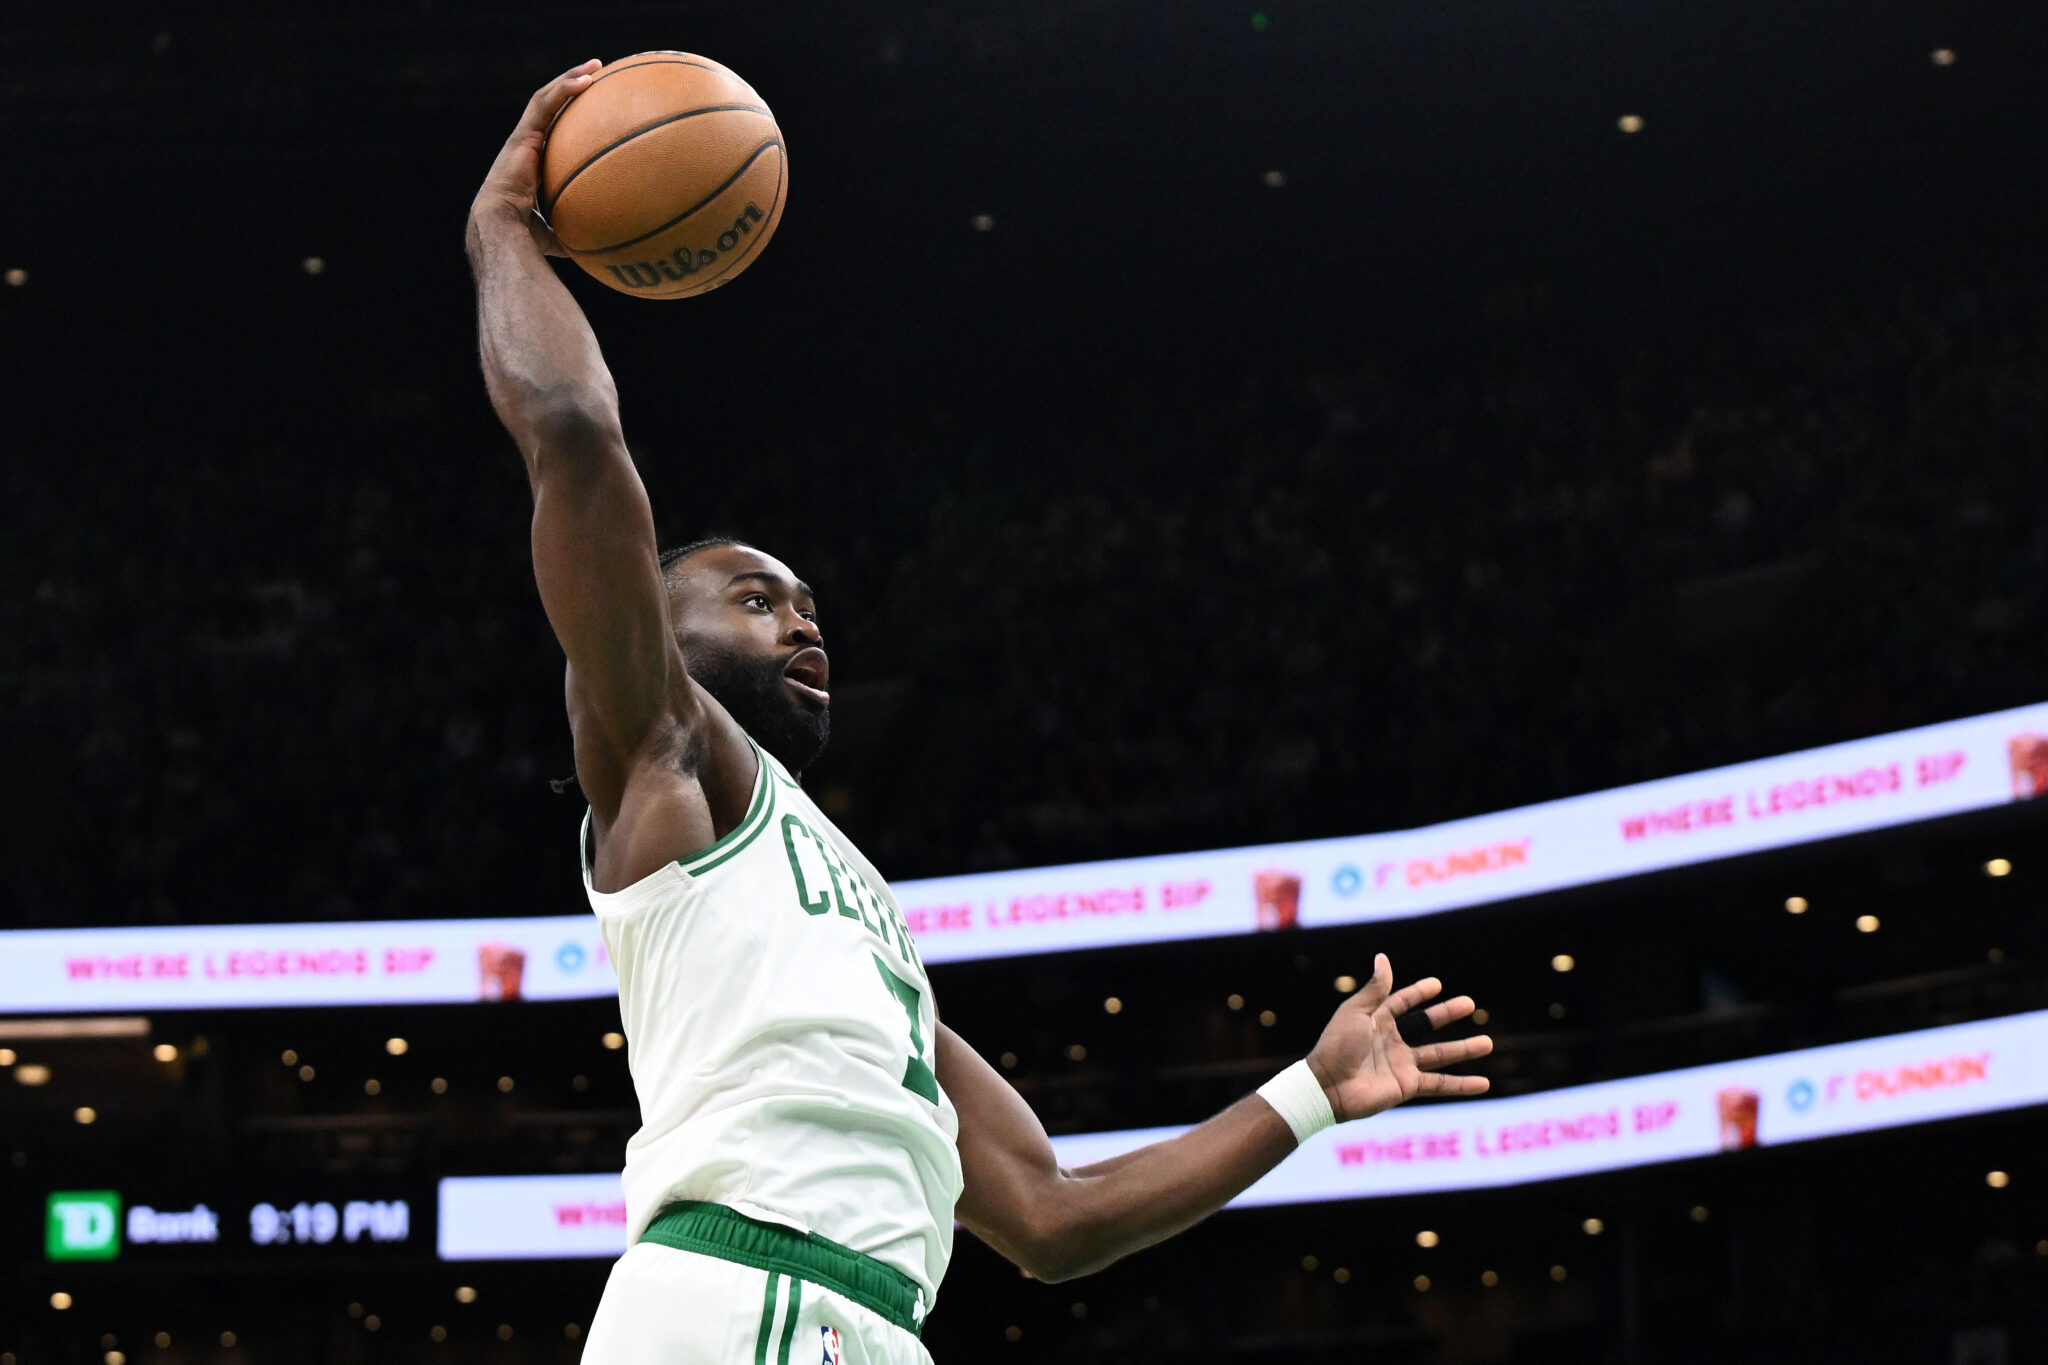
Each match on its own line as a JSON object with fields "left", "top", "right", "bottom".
{"left": 540, "top": 51, "right": 787, "bottom": 300}
{"left": 604, "top": 204, "right": 767, "bottom": 290}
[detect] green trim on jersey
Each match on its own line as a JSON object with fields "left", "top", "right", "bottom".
{"left": 680, "top": 743, "right": 776, "bottom": 877}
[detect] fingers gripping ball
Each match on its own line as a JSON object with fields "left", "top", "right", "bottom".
{"left": 540, "top": 53, "right": 786, "bottom": 299}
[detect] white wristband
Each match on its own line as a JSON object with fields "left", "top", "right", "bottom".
{"left": 1256, "top": 1058, "right": 1337, "bottom": 1146}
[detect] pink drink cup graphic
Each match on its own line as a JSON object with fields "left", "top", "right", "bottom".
{"left": 478, "top": 943, "right": 526, "bottom": 1001}
{"left": 1254, "top": 871, "right": 1302, "bottom": 931}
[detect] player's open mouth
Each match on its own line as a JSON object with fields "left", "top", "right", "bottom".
{"left": 783, "top": 649, "right": 830, "bottom": 704}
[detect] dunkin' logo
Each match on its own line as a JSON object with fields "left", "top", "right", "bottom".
{"left": 604, "top": 203, "right": 765, "bottom": 289}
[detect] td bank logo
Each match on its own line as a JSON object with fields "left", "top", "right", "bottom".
{"left": 47, "top": 1191, "right": 122, "bottom": 1261}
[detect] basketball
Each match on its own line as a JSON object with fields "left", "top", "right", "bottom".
{"left": 540, "top": 52, "right": 786, "bottom": 299}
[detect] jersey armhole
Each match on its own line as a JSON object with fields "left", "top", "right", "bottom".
{"left": 674, "top": 739, "right": 776, "bottom": 878}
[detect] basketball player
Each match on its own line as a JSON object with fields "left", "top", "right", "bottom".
{"left": 468, "top": 62, "right": 1494, "bottom": 1364}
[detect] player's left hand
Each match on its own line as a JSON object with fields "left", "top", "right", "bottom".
{"left": 1305, "top": 953, "right": 1492, "bottom": 1122}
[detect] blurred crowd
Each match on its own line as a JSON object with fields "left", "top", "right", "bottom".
{"left": 6, "top": 259, "right": 2046, "bottom": 927}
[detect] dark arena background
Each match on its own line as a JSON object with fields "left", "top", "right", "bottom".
{"left": 6, "top": 0, "right": 2048, "bottom": 1361}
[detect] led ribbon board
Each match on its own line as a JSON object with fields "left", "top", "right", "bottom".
{"left": 435, "top": 1008, "right": 2048, "bottom": 1259}
{"left": 5, "top": 702, "right": 2047, "bottom": 1011}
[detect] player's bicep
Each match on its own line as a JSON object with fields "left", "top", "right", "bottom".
{"left": 527, "top": 422, "right": 682, "bottom": 754}
{"left": 938, "top": 1025, "right": 1072, "bottom": 1269}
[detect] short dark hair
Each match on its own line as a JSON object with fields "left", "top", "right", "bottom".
{"left": 659, "top": 536, "right": 753, "bottom": 576}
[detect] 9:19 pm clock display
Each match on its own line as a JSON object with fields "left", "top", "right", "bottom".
{"left": 248, "top": 1197, "right": 411, "bottom": 1248}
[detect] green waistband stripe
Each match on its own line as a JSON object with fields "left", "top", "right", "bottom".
{"left": 642, "top": 1201, "right": 923, "bottom": 1337}
{"left": 753, "top": 1273, "right": 780, "bottom": 1365}
{"left": 777, "top": 1273, "right": 803, "bottom": 1365}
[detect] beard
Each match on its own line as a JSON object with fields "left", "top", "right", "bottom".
{"left": 687, "top": 642, "right": 831, "bottom": 776}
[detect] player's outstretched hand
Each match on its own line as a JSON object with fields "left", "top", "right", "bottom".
{"left": 1304, "top": 953, "right": 1492, "bottom": 1122}
{"left": 469, "top": 58, "right": 601, "bottom": 257}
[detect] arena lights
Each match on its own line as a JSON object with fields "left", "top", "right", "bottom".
{"left": 280, "top": 1050, "right": 297, "bottom": 1065}
{"left": 4, "top": 268, "right": 25, "bottom": 287}
{"left": 152, "top": 1044, "right": 176, "bottom": 1062}
{"left": 1618, "top": 114, "right": 1645, "bottom": 134}
{"left": 386, "top": 1037, "right": 409, "bottom": 1055}
{"left": 1582, "top": 1217, "right": 1605, "bottom": 1236}
{"left": 298, "top": 1065, "right": 315, "bottom": 1081}
{"left": 1334, "top": 975, "right": 1357, "bottom": 993}
{"left": 50, "top": 1291, "right": 72, "bottom": 1309}
{"left": 153, "top": 1334, "right": 169, "bottom": 1348}
{"left": 455, "top": 1286, "right": 477, "bottom": 1303}
{"left": 1472, "top": 1008, "right": 1490, "bottom": 1026}
{"left": 17, "top": 1063, "right": 50, "bottom": 1085}
{"left": 565, "top": 1323, "right": 583, "bottom": 1340}
{"left": 1300, "top": 1255, "right": 1319, "bottom": 1271}
{"left": 364, "top": 1080, "right": 381, "bottom": 1096}
{"left": 301, "top": 257, "right": 326, "bottom": 275}
{"left": 496, "top": 1076, "right": 514, "bottom": 1093}
{"left": 74, "top": 1107, "right": 97, "bottom": 1125}
{"left": 1690, "top": 1205, "right": 1710, "bottom": 1222}
{"left": 1785, "top": 896, "right": 1809, "bottom": 914}
{"left": 1103, "top": 996, "right": 1123, "bottom": 1014}
{"left": 431, "top": 1076, "right": 449, "bottom": 1094}
{"left": 104, "top": 1352, "right": 124, "bottom": 1365}
{"left": 970, "top": 214, "right": 995, "bottom": 233}
{"left": 1987, "top": 1170, "right": 2010, "bottom": 1188}
{"left": 218, "top": 1333, "right": 236, "bottom": 1348}
{"left": 497, "top": 1324, "right": 514, "bottom": 1340}
{"left": 1551, "top": 954, "right": 1576, "bottom": 973}
{"left": 1065, "top": 1044, "right": 1088, "bottom": 1062}
{"left": 1415, "top": 1229, "right": 1440, "bottom": 1248}
{"left": 1262, "top": 170, "right": 1286, "bottom": 188}
{"left": 601, "top": 1032, "right": 625, "bottom": 1050}
{"left": 1226, "top": 994, "right": 1246, "bottom": 1011}
{"left": 1259, "top": 1010, "right": 1278, "bottom": 1027}
{"left": 0, "top": 1017, "right": 147, "bottom": 1040}
{"left": 430, "top": 1326, "right": 447, "bottom": 1342}
{"left": 1481, "top": 1270, "right": 1500, "bottom": 1287}
{"left": 1550, "top": 1264, "right": 1568, "bottom": 1281}
{"left": 0, "top": 1047, "right": 14, "bottom": 1065}
{"left": 1931, "top": 48, "right": 1957, "bottom": 66}
{"left": 999, "top": 1052, "right": 1017, "bottom": 1069}
{"left": 1412, "top": 1275, "right": 1431, "bottom": 1292}
{"left": 1985, "top": 858, "right": 2012, "bottom": 877}
{"left": 1333, "top": 1267, "right": 1352, "bottom": 1283}
{"left": 1856, "top": 915, "right": 1881, "bottom": 934}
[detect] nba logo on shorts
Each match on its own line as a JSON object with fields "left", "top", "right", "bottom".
{"left": 819, "top": 1325, "right": 844, "bottom": 1364}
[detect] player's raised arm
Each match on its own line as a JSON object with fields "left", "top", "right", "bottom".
{"left": 941, "top": 954, "right": 1491, "bottom": 1283}
{"left": 466, "top": 61, "right": 687, "bottom": 801}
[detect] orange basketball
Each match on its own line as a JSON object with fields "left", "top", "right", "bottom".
{"left": 539, "top": 52, "right": 786, "bottom": 300}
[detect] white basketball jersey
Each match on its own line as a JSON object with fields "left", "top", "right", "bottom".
{"left": 580, "top": 741, "right": 964, "bottom": 1313}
